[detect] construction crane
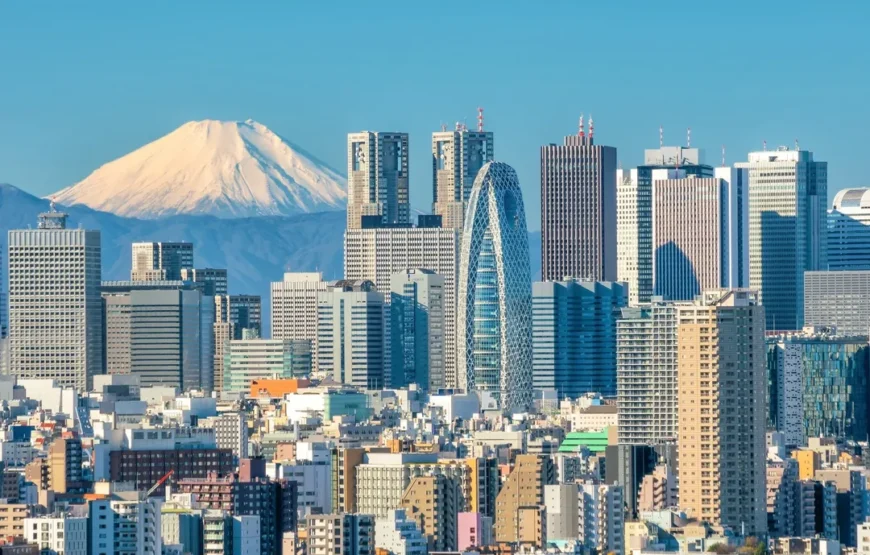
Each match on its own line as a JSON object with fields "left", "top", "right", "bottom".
{"left": 145, "top": 469, "right": 174, "bottom": 498}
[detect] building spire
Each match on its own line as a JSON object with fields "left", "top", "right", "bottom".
{"left": 578, "top": 114, "right": 585, "bottom": 138}
{"left": 721, "top": 144, "right": 726, "bottom": 166}
{"left": 687, "top": 127, "right": 691, "bottom": 148}
{"left": 659, "top": 125, "right": 663, "bottom": 148}
{"left": 588, "top": 114, "right": 594, "bottom": 141}
{"left": 477, "top": 107, "right": 484, "bottom": 132}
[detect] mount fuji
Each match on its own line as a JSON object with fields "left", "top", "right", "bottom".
{"left": 52, "top": 119, "right": 347, "bottom": 219}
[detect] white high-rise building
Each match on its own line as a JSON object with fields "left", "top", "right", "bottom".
{"left": 345, "top": 224, "right": 460, "bottom": 388}
{"left": 131, "top": 242, "right": 193, "bottom": 281}
{"left": 270, "top": 272, "right": 329, "bottom": 360}
{"left": 432, "top": 126, "right": 494, "bottom": 230}
{"left": 8, "top": 207, "right": 103, "bottom": 392}
{"left": 316, "top": 280, "right": 388, "bottom": 389}
{"left": 578, "top": 480, "right": 624, "bottom": 555}
{"left": 375, "top": 509, "right": 427, "bottom": 555}
{"left": 347, "top": 132, "right": 410, "bottom": 229}
{"left": 737, "top": 147, "right": 827, "bottom": 330}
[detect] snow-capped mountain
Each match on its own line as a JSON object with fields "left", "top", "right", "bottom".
{"left": 52, "top": 119, "right": 347, "bottom": 219}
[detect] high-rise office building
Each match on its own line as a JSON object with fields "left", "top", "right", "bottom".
{"left": 347, "top": 131, "right": 409, "bottom": 229}
{"left": 541, "top": 121, "right": 617, "bottom": 282}
{"left": 180, "top": 267, "right": 228, "bottom": 296}
{"left": 767, "top": 328, "right": 869, "bottom": 445}
{"left": 344, "top": 220, "right": 460, "bottom": 389}
{"left": 432, "top": 126, "right": 494, "bottom": 230}
{"left": 737, "top": 147, "right": 827, "bottom": 330}
{"left": 224, "top": 338, "right": 312, "bottom": 392}
{"left": 229, "top": 294, "right": 261, "bottom": 339}
{"left": 102, "top": 280, "right": 214, "bottom": 390}
{"left": 390, "top": 269, "right": 445, "bottom": 390}
{"left": 652, "top": 168, "right": 748, "bottom": 300}
{"left": 317, "top": 280, "right": 387, "bottom": 389}
{"left": 532, "top": 280, "right": 628, "bottom": 398}
{"left": 828, "top": 188, "right": 870, "bottom": 270}
{"left": 213, "top": 295, "right": 235, "bottom": 393}
{"left": 617, "top": 146, "right": 714, "bottom": 305}
{"left": 616, "top": 299, "right": 678, "bottom": 445}
{"left": 131, "top": 241, "right": 193, "bottom": 281}
{"left": 677, "top": 289, "right": 767, "bottom": 535}
{"left": 7, "top": 208, "right": 103, "bottom": 391}
{"left": 804, "top": 270, "right": 870, "bottom": 335}
{"left": 271, "top": 272, "right": 329, "bottom": 357}
{"left": 457, "top": 162, "right": 533, "bottom": 413}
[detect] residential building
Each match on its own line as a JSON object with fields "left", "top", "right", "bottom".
{"left": 457, "top": 512, "right": 492, "bottom": 551}
{"left": 24, "top": 514, "right": 88, "bottom": 555}
{"left": 578, "top": 480, "right": 625, "bottom": 555}
{"left": 202, "top": 511, "right": 260, "bottom": 555}
{"left": 532, "top": 279, "right": 628, "bottom": 399}
{"left": 344, "top": 220, "right": 460, "bottom": 389}
{"left": 651, "top": 168, "right": 748, "bottom": 300}
{"left": 616, "top": 299, "right": 678, "bottom": 444}
{"left": 432, "top": 125, "right": 494, "bottom": 230}
{"left": 544, "top": 484, "right": 579, "bottom": 542}
{"left": 270, "top": 272, "right": 329, "bottom": 362}
{"left": 347, "top": 131, "right": 409, "bottom": 229}
{"left": 0, "top": 504, "right": 28, "bottom": 539}
{"left": 457, "top": 161, "right": 533, "bottom": 413}
{"left": 305, "top": 513, "right": 375, "bottom": 555}
{"left": 828, "top": 188, "right": 870, "bottom": 270}
{"left": 213, "top": 412, "right": 249, "bottom": 461}
{"left": 400, "top": 474, "right": 461, "bottom": 551}
{"left": 804, "top": 270, "right": 870, "bottom": 335}
{"left": 109, "top": 447, "right": 234, "bottom": 493}
{"left": 316, "top": 280, "right": 387, "bottom": 389}
{"left": 541, "top": 121, "right": 617, "bottom": 282}
{"left": 617, "top": 146, "right": 715, "bottom": 305}
{"left": 224, "top": 339, "right": 312, "bottom": 393}
{"left": 494, "top": 455, "right": 555, "bottom": 544}
{"left": 374, "top": 509, "right": 427, "bottom": 555}
{"left": 7, "top": 208, "right": 102, "bottom": 391}
{"left": 88, "top": 490, "right": 163, "bottom": 555}
{"left": 390, "top": 269, "right": 445, "bottom": 389}
{"left": 737, "top": 147, "right": 827, "bottom": 330}
{"left": 767, "top": 457, "right": 800, "bottom": 537}
{"left": 180, "top": 268, "right": 228, "bottom": 296}
{"left": 767, "top": 328, "right": 870, "bottom": 445}
{"left": 131, "top": 241, "right": 193, "bottom": 281}
{"left": 24, "top": 436, "right": 85, "bottom": 494}
{"left": 676, "top": 289, "right": 767, "bottom": 534}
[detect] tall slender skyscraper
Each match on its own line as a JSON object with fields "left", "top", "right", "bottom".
{"left": 541, "top": 118, "right": 617, "bottom": 282}
{"left": 617, "top": 145, "right": 714, "bottom": 305}
{"left": 347, "top": 132, "right": 409, "bottom": 229}
{"left": 390, "top": 269, "right": 445, "bottom": 390}
{"left": 8, "top": 207, "right": 103, "bottom": 391}
{"left": 677, "top": 289, "right": 767, "bottom": 535}
{"left": 737, "top": 147, "right": 827, "bottom": 330}
{"left": 432, "top": 125, "right": 494, "bottom": 230}
{"left": 457, "top": 162, "right": 533, "bottom": 413}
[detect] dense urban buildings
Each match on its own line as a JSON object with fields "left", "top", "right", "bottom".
{"left": 677, "top": 289, "right": 767, "bottom": 535}
{"left": 432, "top": 124, "right": 494, "bottom": 230}
{"left": 7, "top": 208, "right": 103, "bottom": 392}
{"left": 532, "top": 279, "right": 628, "bottom": 398}
{"left": 804, "top": 270, "right": 870, "bottom": 335}
{"left": 828, "top": 188, "right": 870, "bottom": 270}
{"left": 346, "top": 131, "right": 410, "bottom": 229}
{"left": 737, "top": 147, "right": 827, "bottom": 330}
{"left": 457, "top": 161, "right": 533, "bottom": 413}
{"left": 541, "top": 120, "right": 617, "bottom": 282}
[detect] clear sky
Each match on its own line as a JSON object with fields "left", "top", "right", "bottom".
{"left": 1, "top": 1, "right": 867, "bottom": 230}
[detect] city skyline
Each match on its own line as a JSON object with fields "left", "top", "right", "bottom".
{"left": 1, "top": 3, "right": 867, "bottom": 230}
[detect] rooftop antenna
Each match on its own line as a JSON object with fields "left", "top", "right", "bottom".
{"left": 440, "top": 122, "right": 447, "bottom": 132}
{"left": 455, "top": 121, "right": 461, "bottom": 132}
{"left": 795, "top": 138, "right": 800, "bottom": 151}
{"left": 578, "top": 114, "right": 585, "bottom": 138}
{"left": 588, "top": 114, "right": 594, "bottom": 141}
{"left": 477, "top": 107, "right": 484, "bottom": 132}
{"left": 721, "top": 144, "right": 726, "bottom": 167}
{"left": 659, "top": 125, "right": 663, "bottom": 148}
{"left": 763, "top": 140, "right": 767, "bottom": 151}
{"left": 687, "top": 127, "right": 691, "bottom": 148}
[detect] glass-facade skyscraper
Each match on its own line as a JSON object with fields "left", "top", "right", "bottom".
{"left": 457, "top": 161, "right": 533, "bottom": 413}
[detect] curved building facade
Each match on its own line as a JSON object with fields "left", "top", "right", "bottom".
{"left": 457, "top": 161, "right": 533, "bottom": 412}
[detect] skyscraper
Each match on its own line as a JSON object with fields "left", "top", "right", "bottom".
{"left": 432, "top": 125, "right": 494, "bottom": 230}
{"left": 390, "top": 269, "right": 445, "bottom": 390}
{"left": 532, "top": 280, "right": 628, "bottom": 398}
{"left": 8, "top": 207, "right": 103, "bottom": 391}
{"left": 457, "top": 161, "right": 533, "bottom": 413}
{"left": 677, "top": 289, "right": 767, "bottom": 535}
{"left": 736, "top": 147, "right": 827, "bottom": 330}
{"left": 344, "top": 220, "right": 459, "bottom": 389}
{"left": 229, "top": 294, "right": 261, "bottom": 339}
{"left": 541, "top": 119, "right": 617, "bottom": 282}
{"left": 180, "top": 267, "right": 228, "bottom": 296}
{"left": 131, "top": 242, "right": 193, "bottom": 281}
{"left": 270, "top": 272, "right": 329, "bottom": 359}
{"left": 651, "top": 167, "right": 748, "bottom": 300}
{"left": 347, "top": 131, "right": 409, "bottom": 229}
{"left": 316, "top": 280, "right": 388, "bottom": 389}
{"left": 828, "top": 188, "right": 870, "bottom": 271}
{"left": 617, "top": 145, "right": 714, "bottom": 305}
{"left": 804, "top": 270, "right": 870, "bottom": 335}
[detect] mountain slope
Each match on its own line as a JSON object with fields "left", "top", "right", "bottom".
{"left": 52, "top": 119, "right": 347, "bottom": 219}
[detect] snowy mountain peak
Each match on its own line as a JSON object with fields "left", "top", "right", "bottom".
{"left": 52, "top": 119, "right": 347, "bottom": 219}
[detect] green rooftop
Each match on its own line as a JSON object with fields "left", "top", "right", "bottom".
{"left": 558, "top": 430, "right": 609, "bottom": 453}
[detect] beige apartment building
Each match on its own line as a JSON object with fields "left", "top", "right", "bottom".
{"left": 677, "top": 289, "right": 767, "bottom": 535}
{"left": 494, "top": 455, "right": 555, "bottom": 545}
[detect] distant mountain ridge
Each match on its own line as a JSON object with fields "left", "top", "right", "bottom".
{"left": 51, "top": 119, "right": 347, "bottom": 219}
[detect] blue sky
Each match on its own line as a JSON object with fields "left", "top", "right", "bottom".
{"left": 1, "top": 1, "right": 867, "bottom": 230}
